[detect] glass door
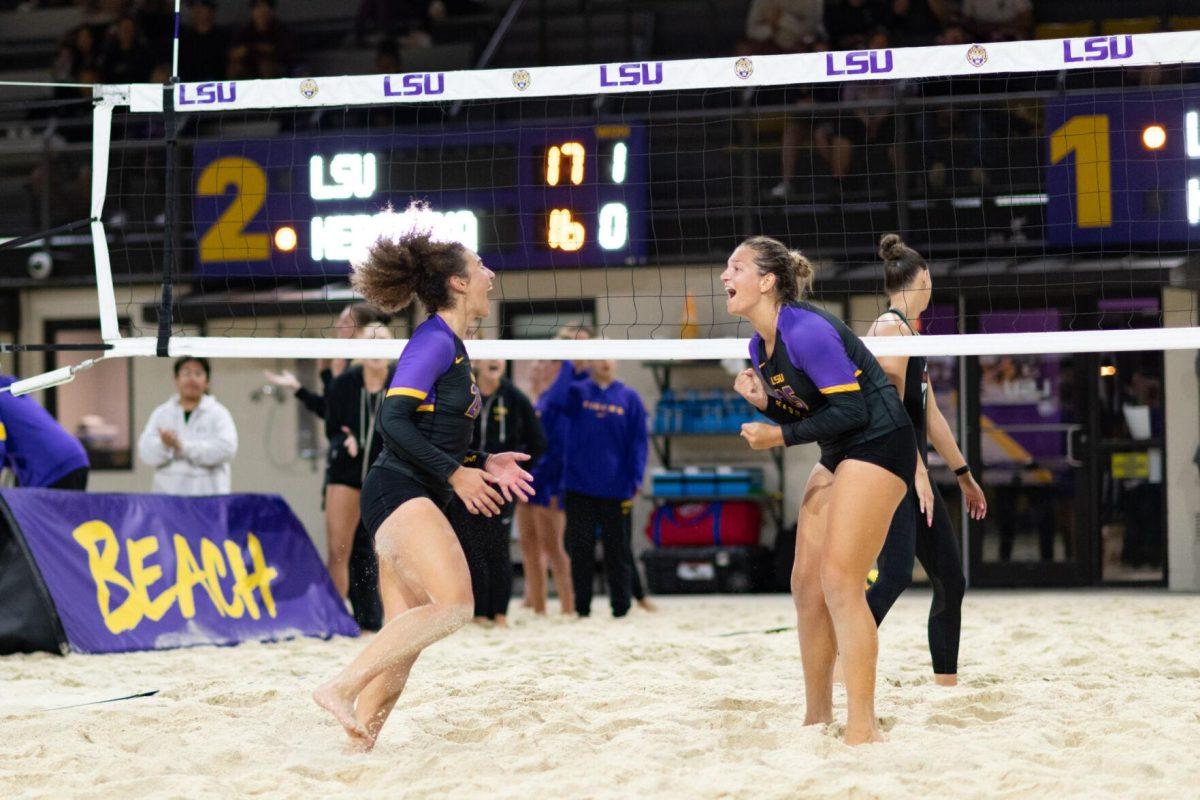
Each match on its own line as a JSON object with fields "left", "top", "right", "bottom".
{"left": 965, "top": 306, "right": 1092, "bottom": 586}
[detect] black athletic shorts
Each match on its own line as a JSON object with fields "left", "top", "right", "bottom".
{"left": 360, "top": 467, "right": 447, "bottom": 539}
{"left": 819, "top": 425, "right": 917, "bottom": 486}
{"left": 326, "top": 449, "right": 364, "bottom": 490}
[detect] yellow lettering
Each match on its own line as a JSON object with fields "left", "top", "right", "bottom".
{"left": 244, "top": 534, "right": 280, "bottom": 618}
{"left": 173, "top": 534, "right": 215, "bottom": 619}
{"left": 127, "top": 535, "right": 176, "bottom": 622}
{"left": 72, "top": 521, "right": 140, "bottom": 634}
{"left": 73, "top": 521, "right": 282, "bottom": 634}
{"left": 201, "top": 539, "right": 242, "bottom": 617}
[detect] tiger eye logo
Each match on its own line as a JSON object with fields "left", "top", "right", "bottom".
{"left": 512, "top": 69, "right": 532, "bottom": 91}
{"left": 966, "top": 45, "right": 988, "bottom": 68}
{"left": 734, "top": 57, "right": 754, "bottom": 79}
{"left": 299, "top": 78, "right": 319, "bottom": 99}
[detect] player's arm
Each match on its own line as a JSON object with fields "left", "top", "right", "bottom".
{"left": 927, "top": 387, "right": 987, "bottom": 519}
{"left": 866, "top": 312, "right": 910, "bottom": 399}
{"left": 378, "top": 339, "right": 465, "bottom": 481}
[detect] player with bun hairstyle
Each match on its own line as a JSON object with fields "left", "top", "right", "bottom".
{"left": 866, "top": 233, "right": 987, "bottom": 687}
{"left": 725, "top": 235, "right": 915, "bottom": 745}
{"left": 313, "top": 209, "right": 535, "bottom": 750}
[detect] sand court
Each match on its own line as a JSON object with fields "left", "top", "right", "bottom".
{"left": 2, "top": 591, "right": 1198, "bottom": 799}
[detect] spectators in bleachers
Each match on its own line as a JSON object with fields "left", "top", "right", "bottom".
{"left": 958, "top": 0, "right": 1032, "bottom": 41}
{"left": 228, "top": 0, "right": 292, "bottom": 80}
{"left": 51, "top": 25, "right": 100, "bottom": 85}
{"left": 354, "top": 0, "right": 426, "bottom": 47}
{"left": 98, "top": 15, "right": 152, "bottom": 83}
{"left": 179, "top": 0, "right": 230, "bottom": 82}
{"left": 824, "top": 0, "right": 889, "bottom": 51}
{"left": 741, "top": 0, "right": 825, "bottom": 55}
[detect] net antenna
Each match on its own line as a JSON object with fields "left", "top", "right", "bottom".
{"left": 22, "top": 29, "right": 1200, "bottom": 380}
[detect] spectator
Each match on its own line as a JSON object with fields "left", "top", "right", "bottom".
{"left": 354, "top": 0, "right": 433, "bottom": 47}
{"left": 138, "top": 357, "right": 238, "bottom": 495}
{"left": 52, "top": 26, "right": 100, "bottom": 84}
{"left": 374, "top": 37, "right": 400, "bottom": 75}
{"left": 228, "top": 0, "right": 292, "bottom": 80}
{"left": 741, "top": 0, "right": 825, "bottom": 55}
{"left": 0, "top": 375, "right": 91, "bottom": 490}
{"left": 958, "top": 0, "right": 1031, "bottom": 41}
{"left": 824, "top": 0, "right": 888, "bottom": 51}
{"left": 551, "top": 358, "right": 652, "bottom": 618}
{"left": 99, "top": 15, "right": 153, "bottom": 83}
{"left": 179, "top": 0, "right": 230, "bottom": 82}
{"left": 135, "top": 0, "right": 176, "bottom": 64}
{"left": 887, "top": 0, "right": 946, "bottom": 46}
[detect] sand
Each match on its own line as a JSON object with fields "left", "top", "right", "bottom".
{"left": 2, "top": 591, "right": 1198, "bottom": 799}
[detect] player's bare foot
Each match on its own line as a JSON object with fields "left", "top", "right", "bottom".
{"left": 934, "top": 674, "right": 958, "bottom": 687}
{"left": 803, "top": 711, "right": 834, "bottom": 726}
{"left": 844, "top": 724, "right": 885, "bottom": 746}
{"left": 493, "top": 615, "right": 508, "bottom": 629}
{"left": 636, "top": 598, "right": 658, "bottom": 612}
{"left": 313, "top": 682, "right": 369, "bottom": 741}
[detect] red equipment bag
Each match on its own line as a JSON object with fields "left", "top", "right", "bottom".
{"left": 645, "top": 501, "right": 762, "bottom": 548}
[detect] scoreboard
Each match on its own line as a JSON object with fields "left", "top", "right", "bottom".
{"left": 191, "top": 124, "right": 647, "bottom": 277}
{"left": 1045, "top": 87, "right": 1200, "bottom": 247}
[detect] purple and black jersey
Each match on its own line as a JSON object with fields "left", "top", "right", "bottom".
{"left": 750, "top": 302, "right": 909, "bottom": 459}
{"left": 373, "top": 315, "right": 485, "bottom": 497}
{"left": 0, "top": 375, "right": 90, "bottom": 487}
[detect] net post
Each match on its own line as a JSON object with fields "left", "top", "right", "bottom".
{"left": 157, "top": 78, "right": 180, "bottom": 358}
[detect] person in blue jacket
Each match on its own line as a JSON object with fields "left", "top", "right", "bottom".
{"left": 553, "top": 358, "right": 651, "bottom": 617}
{"left": 0, "top": 375, "right": 90, "bottom": 490}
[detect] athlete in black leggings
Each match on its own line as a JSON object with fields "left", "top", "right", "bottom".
{"left": 450, "top": 359, "right": 546, "bottom": 626}
{"left": 866, "top": 234, "right": 987, "bottom": 686}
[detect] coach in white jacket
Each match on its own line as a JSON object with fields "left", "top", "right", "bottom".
{"left": 138, "top": 357, "right": 238, "bottom": 495}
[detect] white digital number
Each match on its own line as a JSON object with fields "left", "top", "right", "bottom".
{"left": 611, "top": 142, "right": 627, "bottom": 184}
{"left": 597, "top": 203, "right": 628, "bottom": 250}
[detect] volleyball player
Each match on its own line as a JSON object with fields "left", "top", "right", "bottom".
{"left": 264, "top": 303, "right": 389, "bottom": 629}
{"left": 726, "top": 236, "right": 914, "bottom": 745}
{"left": 322, "top": 321, "right": 394, "bottom": 600}
{"left": 515, "top": 328, "right": 588, "bottom": 615}
{"left": 450, "top": 358, "right": 545, "bottom": 627}
{"left": 313, "top": 225, "right": 534, "bottom": 750}
{"left": 263, "top": 303, "right": 385, "bottom": 418}
{"left": 865, "top": 234, "right": 987, "bottom": 687}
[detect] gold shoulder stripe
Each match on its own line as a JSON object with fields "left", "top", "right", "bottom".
{"left": 820, "top": 382, "right": 861, "bottom": 395}
{"left": 387, "top": 387, "right": 428, "bottom": 400}
{"left": 0, "top": 421, "right": 6, "bottom": 440}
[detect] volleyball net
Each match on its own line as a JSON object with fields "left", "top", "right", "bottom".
{"left": 5, "top": 30, "right": 1200, "bottom": 390}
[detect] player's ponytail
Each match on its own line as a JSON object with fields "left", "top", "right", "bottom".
{"left": 879, "top": 233, "right": 928, "bottom": 295}
{"left": 742, "top": 236, "right": 815, "bottom": 303}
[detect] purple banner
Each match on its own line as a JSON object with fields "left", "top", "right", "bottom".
{"left": 0, "top": 490, "right": 357, "bottom": 654}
